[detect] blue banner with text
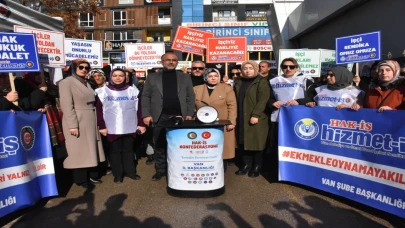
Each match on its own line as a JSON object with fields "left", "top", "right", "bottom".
{"left": 0, "top": 112, "right": 57, "bottom": 218}
{"left": 0, "top": 32, "right": 40, "bottom": 72}
{"left": 279, "top": 106, "right": 405, "bottom": 218}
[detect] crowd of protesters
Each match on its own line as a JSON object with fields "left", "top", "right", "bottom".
{"left": 1, "top": 52, "right": 405, "bottom": 189}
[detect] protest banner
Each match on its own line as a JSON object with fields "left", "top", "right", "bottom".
{"left": 207, "top": 37, "right": 247, "bottom": 63}
{"left": 171, "top": 26, "right": 214, "bottom": 56}
{"left": 336, "top": 31, "right": 381, "bottom": 64}
{"left": 278, "top": 106, "right": 405, "bottom": 218}
{"left": 0, "top": 112, "right": 58, "bottom": 218}
{"left": 14, "top": 26, "right": 65, "bottom": 66}
{"left": 320, "top": 49, "right": 337, "bottom": 76}
{"left": 0, "top": 32, "right": 40, "bottom": 72}
{"left": 125, "top": 43, "right": 165, "bottom": 68}
{"left": 278, "top": 49, "right": 321, "bottom": 77}
{"left": 176, "top": 61, "right": 192, "bottom": 70}
{"left": 65, "top": 38, "right": 102, "bottom": 68}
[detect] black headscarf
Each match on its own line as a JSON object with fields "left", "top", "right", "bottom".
{"left": 327, "top": 66, "right": 353, "bottom": 90}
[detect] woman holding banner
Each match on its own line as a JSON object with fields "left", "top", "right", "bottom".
{"left": 360, "top": 60, "right": 405, "bottom": 111}
{"left": 234, "top": 61, "right": 270, "bottom": 178}
{"left": 306, "top": 66, "right": 364, "bottom": 109}
{"left": 194, "top": 68, "right": 237, "bottom": 171}
{"left": 59, "top": 59, "right": 105, "bottom": 188}
{"left": 267, "top": 57, "right": 315, "bottom": 181}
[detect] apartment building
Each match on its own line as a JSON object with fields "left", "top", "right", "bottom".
{"left": 79, "top": 0, "right": 173, "bottom": 65}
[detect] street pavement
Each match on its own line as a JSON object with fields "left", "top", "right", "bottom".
{"left": 3, "top": 161, "right": 404, "bottom": 228}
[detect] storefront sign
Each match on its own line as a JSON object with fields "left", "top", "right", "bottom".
{"left": 125, "top": 43, "right": 165, "bottom": 68}
{"left": 166, "top": 127, "right": 224, "bottom": 191}
{"left": 212, "top": 0, "right": 238, "bottom": 4}
{"left": 109, "top": 52, "right": 125, "bottom": 64}
{"left": 14, "top": 25, "right": 65, "bottom": 66}
{"left": 207, "top": 37, "right": 247, "bottom": 63}
{"left": 336, "top": 31, "right": 381, "bottom": 64}
{"left": 182, "top": 21, "right": 267, "bottom": 27}
{"left": 246, "top": 13, "right": 267, "bottom": 21}
{"left": 247, "top": 45, "right": 272, "bottom": 52}
{"left": 0, "top": 32, "right": 40, "bottom": 72}
{"left": 65, "top": 38, "right": 102, "bottom": 68}
{"left": 104, "top": 40, "right": 140, "bottom": 51}
{"left": 172, "top": 26, "right": 214, "bottom": 56}
{"left": 213, "top": 17, "right": 237, "bottom": 22}
{"left": 144, "top": 0, "right": 171, "bottom": 4}
{"left": 278, "top": 49, "right": 321, "bottom": 76}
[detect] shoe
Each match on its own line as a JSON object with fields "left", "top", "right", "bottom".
{"left": 105, "top": 169, "right": 112, "bottom": 175}
{"left": 90, "top": 178, "right": 102, "bottom": 184}
{"left": 77, "top": 182, "right": 95, "bottom": 189}
{"left": 152, "top": 173, "right": 166, "bottom": 181}
{"left": 248, "top": 165, "right": 261, "bottom": 178}
{"left": 127, "top": 174, "right": 141, "bottom": 180}
{"left": 235, "top": 165, "right": 250, "bottom": 176}
{"left": 146, "top": 155, "right": 154, "bottom": 165}
{"left": 114, "top": 176, "right": 123, "bottom": 184}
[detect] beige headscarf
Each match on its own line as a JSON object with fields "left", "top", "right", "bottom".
{"left": 241, "top": 61, "right": 259, "bottom": 77}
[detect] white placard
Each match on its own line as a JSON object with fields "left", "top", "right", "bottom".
{"left": 320, "top": 49, "right": 337, "bottom": 75}
{"left": 278, "top": 49, "right": 321, "bottom": 77}
{"left": 14, "top": 25, "right": 65, "bottom": 66}
{"left": 125, "top": 43, "right": 165, "bottom": 68}
{"left": 175, "top": 61, "right": 192, "bottom": 70}
{"left": 65, "top": 38, "right": 102, "bottom": 68}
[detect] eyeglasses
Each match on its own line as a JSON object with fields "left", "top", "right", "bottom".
{"left": 281, "top": 65, "right": 296, "bottom": 70}
{"left": 192, "top": 67, "right": 204, "bottom": 70}
{"left": 327, "top": 73, "right": 335, "bottom": 77}
{"left": 231, "top": 73, "right": 241, "bottom": 76}
{"left": 163, "top": 59, "right": 178, "bottom": 62}
{"left": 78, "top": 66, "right": 90, "bottom": 71}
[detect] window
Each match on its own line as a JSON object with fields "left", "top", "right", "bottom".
{"left": 151, "top": 32, "right": 164, "bottom": 42}
{"left": 119, "top": 0, "right": 133, "bottom": 4}
{"left": 246, "top": 10, "right": 260, "bottom": 15}
{"left": 85, "top": 33, "right": 94, "bottom": 40}
{"left": 112, "top": 31, "right": 134, "bottom": 40}
{"left": 158, "top": 9, "right": 170, "bottom": 18}
{"left": 113, "top": 10, "right": 126, "bottom": 26}
{"left": 79, "top": 13, "right": 94, "bottom": 27}
{"left": 218, "top": 10, "right": 231, "bottom": 17}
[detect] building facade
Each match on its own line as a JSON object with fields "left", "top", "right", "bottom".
{"left": 80, "top": 0, "right": 173, "bottom": 67}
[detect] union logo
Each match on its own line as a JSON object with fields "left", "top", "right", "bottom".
{"left": 187, "top": 132, "right": 197, "bottom": 139}
{"left": 294, "top": 118, "right": 319, "bottom": 140}
{"left": 20, "top": 126, "right": 35, "bottom": 151}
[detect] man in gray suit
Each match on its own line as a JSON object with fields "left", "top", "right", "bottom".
{"left": 142, "top": 52, "right": 195, "bottom": 181}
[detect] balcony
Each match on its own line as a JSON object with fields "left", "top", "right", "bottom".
{"left": 213, "top": 16, "right": 237, "bottom": 22}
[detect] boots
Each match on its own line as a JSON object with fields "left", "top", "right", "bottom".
{"left": 248, "top": 165, "right": 261, "bottom": 178}
{"left": 235, "top": 164, "right": 250, "bottom": 175}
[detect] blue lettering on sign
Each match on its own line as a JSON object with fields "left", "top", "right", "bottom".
{"left": 105, "top": 96, "right": 136, "bottom": 102}
{"left": 0, "top": 136, "right": 19, "bottom": 156}
{"left": 272, "top": 83, "right": 304, "bottom": 89}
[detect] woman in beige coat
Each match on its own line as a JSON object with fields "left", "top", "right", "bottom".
{"left": 59, "top": 59, "right": 105, "bottom": 188}
{"left": 194, "top": 68, "right": 237, "bottom": 171}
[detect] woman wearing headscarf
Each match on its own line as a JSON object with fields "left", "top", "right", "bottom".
{"left": 234, "top": 61, "right": 270, "bottom": 177}
{"left": 359, "top": 60, "right": 405, "bottom": 111}
{"left": 306, "top": 66, "right": 364, "bottom": 109}
{"left": 267, "top": 57, "right": 315, "bottom": 181}
{"left": 88, "top": 69, "right": 106, "bottom": 90}
{"left": 95, "top": 68, "right": 146, "bottom": 184}
{"left": 193, "top": 68, "right": 237, "bottom": 170}
{"left": 59, "top": 59, "right": 105, "bottom": 188}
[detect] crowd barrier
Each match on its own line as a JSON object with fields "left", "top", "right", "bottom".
{"left": 279, "top": 106, "right": 405, "bottom": 218}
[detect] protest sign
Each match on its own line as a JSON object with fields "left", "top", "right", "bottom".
{"left": 0, "top": 32, "right": 40, "bottom": 72}
{"left": 278, "top": 49, "right": 321, "bottom": 77}
{"left": 336, "top": 31, "right": 381, "bottom": 64}
{"left": 320, "top": 49, "right": 337, "bottom": 75}
{"left": 279, "top": 106, "right": 405, "bottom": 218}
{"left": 207, "top": 37, "right": 247, "bottom": 63}
{"left": 171, "top": 26, "right": 214, "bottom": 56}
{"left": 65, "top": 38, "right": 102, "bottom": 68}
{"left": 14, "top": 26, "right": 65, "bottom": 66}
{"left": 0, "top": 112, "right": 57, "bottom": 217}
{"left": 176, "top": 61, "right": 192, "bottom": 70}
{"left": 125, "top": 43, "right": 165, "bottom": 68}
